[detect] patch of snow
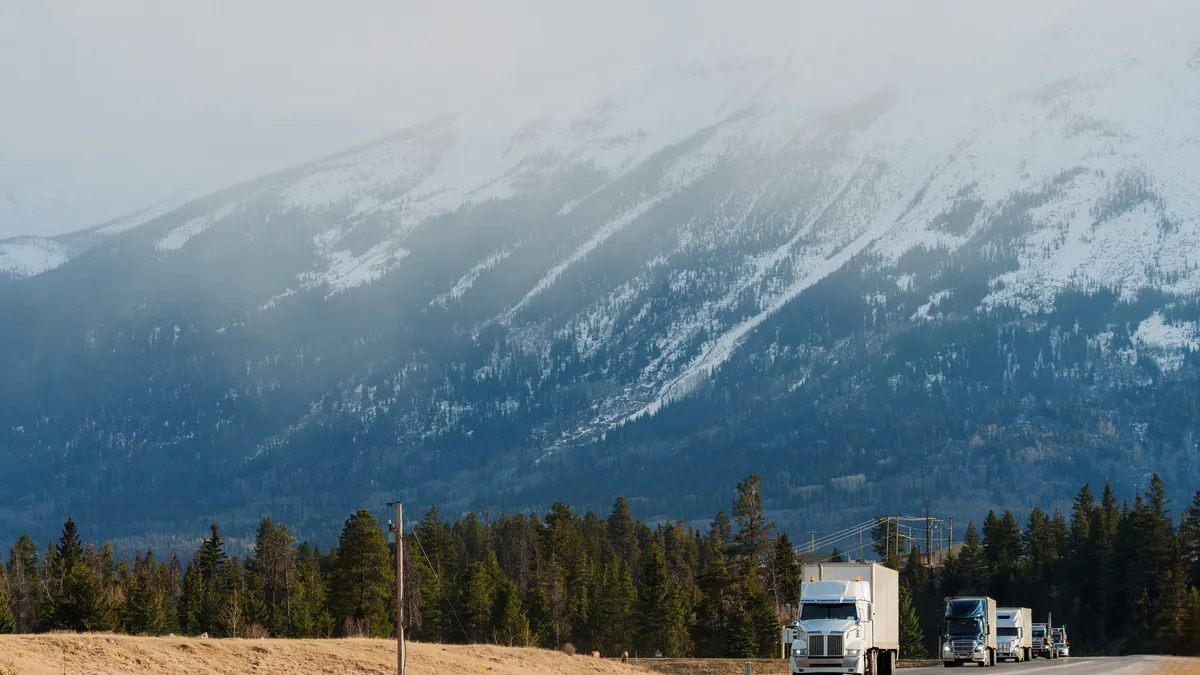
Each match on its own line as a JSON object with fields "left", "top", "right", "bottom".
{"left": 94, "top": 197, "right": 191, "bottom": 235}
{"left": 298, "top": 241, "right": 410, "bottom": 295}
{"left": 155, "top": 202, "right": 239, "bottom": 252}
{"left": 913, "top": 290, "right": 953, "bottom": 320}
{"left": 431, "top": 246, "right": 516, "bottom": 307}
{"left": 1132, "top": 311, "right": 1199, "bottom": 373}
{"left": 0, "top": 238, "right": 70, "bottom": 278}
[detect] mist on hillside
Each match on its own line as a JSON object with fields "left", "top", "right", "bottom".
{"left": 2, "top": 0, "right": 1184, "bottom": 238}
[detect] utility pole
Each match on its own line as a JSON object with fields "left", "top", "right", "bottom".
{"left": 388, "top": 501, "right": 405, "bottom": 675}
{"left": 926, "top": 515, "right": 933, "bottom": 566}
{"left": 949, "top": 517, "right": 954, "bottom": 554}
{"left": 810, "top": 531, "right": 816, "bottom": 554}
{"left": 859, "top": 528, "right": 863, "bottom": 561}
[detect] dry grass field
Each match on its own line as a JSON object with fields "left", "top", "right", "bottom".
{"left": 0, "top": 633, "right": 651, "bottom": 675}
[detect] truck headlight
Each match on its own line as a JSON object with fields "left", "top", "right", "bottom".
{"left": 846, "top": 648, "right": 861, "bottom": 657}
{"left": 973, "top": 646, "right": 983, "bottom": 653}
{"left": 795, "top": 647, "right": 807, "bottom": 657}
{"left": 943, "top": 643, "right": 951, "bottom": 653}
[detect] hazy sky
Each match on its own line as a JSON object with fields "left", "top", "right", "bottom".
{"left": 0, "top": 0, "right": 1168, "bottom": 238}
{"left": 0, "top": 0, "right": 737, "bottom": 237}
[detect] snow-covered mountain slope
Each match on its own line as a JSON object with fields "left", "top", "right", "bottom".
{"left": 4, "top": 9, "right": 1200, "bottom": 539}
{"left": 0, "top": 198, "right": 190, "bottom": 280}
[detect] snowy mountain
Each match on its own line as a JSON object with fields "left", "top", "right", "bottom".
{"left": 4, "top": 13, "right": 1200, "bottom": 540}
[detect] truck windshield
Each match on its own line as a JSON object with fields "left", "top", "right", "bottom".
{"left": 946, "top": 618, "right": 982, "bottom": 637}
{"left": 997, "top": 627, "right": 1018, "bottom": 637}
{"left": 801, "top": 603, "right": 857, "bottom": 621}
{"left": 1033, "top": 628, "right": 1045, "bottom": 638}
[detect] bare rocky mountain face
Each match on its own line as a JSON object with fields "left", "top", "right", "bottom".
{"left": 4, "top": 14, "right": 1200, "bottom": 542}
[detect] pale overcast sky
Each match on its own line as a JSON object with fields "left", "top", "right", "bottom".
{"left": 0, "top": 0, "right": 1167, "bottom": 238}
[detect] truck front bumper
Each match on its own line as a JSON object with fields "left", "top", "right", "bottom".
{"left": 792, "top": 655, "right": 864, "bottom": 674}
{"left": 944, "top": 650, "right": 987, "bottom": 664}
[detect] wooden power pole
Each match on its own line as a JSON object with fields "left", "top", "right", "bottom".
{"left": 389, "top": 501, "right": 405, "bottom": 675}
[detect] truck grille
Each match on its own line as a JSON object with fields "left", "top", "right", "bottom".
{"left": 809, "top": 635, "right": 824, "bottom": 657}
{"left": 953, "top": 640, "right": 975, "bottom": 654}
{"left": 827, "top": 635, "right": 844, "bottom": 657}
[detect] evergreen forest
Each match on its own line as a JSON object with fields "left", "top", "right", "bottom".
{"left": 4, "top": 474, "right": 1200, "bottom": 658}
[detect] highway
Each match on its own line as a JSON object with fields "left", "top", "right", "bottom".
{"left": 905, "top": 656, "right": 1182, "bottom": 674}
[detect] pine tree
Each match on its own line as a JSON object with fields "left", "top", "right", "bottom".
{"left": 1180, "top": 588, "right": 1200, "bottom": 655}
{"left": 459, "top": 559, "right": 495, "bottom": 642}
{"left": 493, "top": 578, "right": 532, "bottom": 647}
{"left": 768, "top": 533, "right": 800, "bottom": 613}
{"left": 663, "top": 578, "right": 695, "bottom": 657}
{"left": 899, "top": 585, "right": 927, "bottom": 658}
{"left": 329, "top": 509, "right": 394, "bottom": 637}
{"left": 6, "top": 534, "right": 39, "bottom": 632}
{"left": 592, "top": 560, "right": 635, "bottom": 654}
{"left": 731, "top": 475, "right": 775, "bottom": 581}
{"left": 56, "top": 518, "right": 85, "bottom": 575}
{"left": 249, "top": 517, "right": 295, "bottom": 634}
{"left": 634, "top": 539, "right": 670, "bottom": 656}
{"left": 290, "top": 543, "right": 332, "bottom": 638}
{"left": 746, "top": 583, "right": 778, "bottom": 658}
{"left": 0, "top": 564, "right": 15, "bottom": 633}
{"left": 726, "top": 605, "right": 756, "bottom": 658}
{"left": 178, "top": 560, "right": 205, "bottom": 635}
{"left": 711, "top": 511, "right": 733, "bottom": 550}
{"left": 55, "top": 560, "right": 104, "bottom": 631}
{"left": 608, "top": 497, "right": 639, "bottom": 573}
{"left": 956, "top": 521, "right": 985, "bottom": 595}
{"left": 1179, "top": 490, "right": 1200, "bottom": 589}
{"left": 693, "top": 536, "right": 735, "bottom": 657}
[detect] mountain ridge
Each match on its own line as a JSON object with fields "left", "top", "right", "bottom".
{"left": 3, "top": 25, "right": 1200, "bottom": 543}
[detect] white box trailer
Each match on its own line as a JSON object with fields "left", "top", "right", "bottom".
{"left": 789, "top": 562, "right": 899, "bottom": 675}
{"left": 996, "top": 607, "right": 1033, "bottom": 662}
{"left": 943, "top": 596, "right": 998, "bottom": 667}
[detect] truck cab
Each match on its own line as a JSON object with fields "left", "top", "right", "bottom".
{"left": 1032, "top": 623, "right": 1058, "bottom": 659}
{"left": 942, "top": 597, "right": 997, "bottom": 667}
{"left": 996, "top": 608, "right": 1032, "bottom": 662}
{"left": 789, "top": 563, "right": 898, "bottom": 675}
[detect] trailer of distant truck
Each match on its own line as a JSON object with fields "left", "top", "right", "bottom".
{"left": 996, "top": 607, "right": 1032, "bottom": 662}
{"left": 942, "top": 596, "right": 998, "bottom": 667}
{"left": 785, "top": 562, "right": 899, "bottom": 675}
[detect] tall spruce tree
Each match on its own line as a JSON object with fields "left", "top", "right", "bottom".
{"left": 608, "top": 497, "right": 639, "bottom": 574}
{"left": 329, "top": 509, "right": 394, "bottom": 637}
{"left": 899, "top": 585, "right": 927, "bottom": 658}
{"left": 634, "top": 539, "right": 670, "bottom": 656}
{"left": 768, "top": 533, "right": 801, "bottom": 614}
{"left": 731, "top": 475, "right": 775, "bottom": 581}
{"left": 693, "top": 535, "right": 735, "bottom": 657}
{"left": 955, "top": 521, "right": 985, "bottom": 594}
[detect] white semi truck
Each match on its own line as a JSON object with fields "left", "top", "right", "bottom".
{"left": 942, "top": 596, "right": 997, "bottom": 667}
{"left": 996, "top": 607, "right": 1032, "bottom": 662}
{"left": 786, "top": 562, "right": 899, "bottom": 675}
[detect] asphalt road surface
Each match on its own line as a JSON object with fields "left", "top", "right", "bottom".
{"left": 905, "top": 656, "right": 1183, "bottom": 674}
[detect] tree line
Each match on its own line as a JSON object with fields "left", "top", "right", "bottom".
{"left": 895, "top": 474, "right": 1200, "bottom": 657}
{"left": 4, "top": 474, "right": 1200, "bottom": 658}
{"left": 0, "top": 475, "right": 794, "bottom": 657}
